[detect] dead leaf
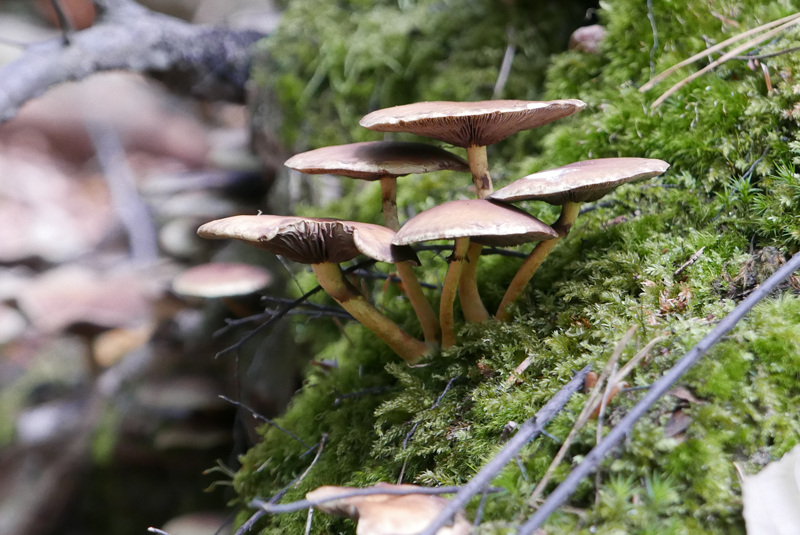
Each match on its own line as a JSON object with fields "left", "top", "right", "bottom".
{"left": 664, "top": 409, "right": 692, "bottom": 440}
{"left": 307, "top": 483, "right": 470, "bottom": 535}
{"left": 668, "top": 385, "right": 706, "bottom": 405}
{"left": 737, "top": 444, "right": 800, "bottom": 535}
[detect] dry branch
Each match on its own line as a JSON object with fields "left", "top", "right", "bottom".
{"left": 0, "top": 0, "right": 264, "bottom": 123}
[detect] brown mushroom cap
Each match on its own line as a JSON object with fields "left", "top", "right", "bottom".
{"left": 489, "top": 157, "right": 670, "bottom": 205}
{"left": 197, "top": 215, "right": 419, "bottom": 265}
{"left": 16, "top": 266, "right": 153, "bottom": 333}
{"left": 284, "top": 141, "right": 469, "bottom": 180}
{"left": 392, "top": 199, "right": 557, "bottom": 247}
{"left": 307, "top": 484, "right": 470, "bottom": 535}
{"left": 172, "top": 262, "right": 273, "bottom": 298}
{"left": 359, "top": 100, "right": 586, "bottom": 148}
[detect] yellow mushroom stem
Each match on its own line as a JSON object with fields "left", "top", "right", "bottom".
{"left": 380, "top": 176, "right": 440, "bottom": 345}
{"left": 441, "top": 237, "right": 470, "bottom": 348}
{"left": 458, "top": 242, "right": 490, "bottom": 323}
{"left": 466, "top": 145, "right": 493, "bottom": 199}
{"left": 495, "top": 201, "right": 581, "bottom": 321}
{"left": 312, "top": 262, "right": 428, "bottom": 364}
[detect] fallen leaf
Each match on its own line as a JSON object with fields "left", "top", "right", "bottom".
{"left": 737, "top": 444, "right": 800, "bottom": 535}
{"left": 307, "top": 483, "right": 470, "bottom": 535}
{"left": 668, "top": 385, "right": 706, "bottom": 405}
{"left": 664, "top": 409, "right": 692, "bottom": 439}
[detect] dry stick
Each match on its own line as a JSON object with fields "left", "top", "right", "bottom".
{"left": 527, "top": 326, "right": 638, "bottom": 506}
{"left": 640, "top": 11, "right": 800, "bottom": 92}
{"left": 646, "top": 0, "right": 658, "bottom": 79}
{"left": 303, "top": 508, "right": 313, "bottom": 535}
{"left": 50, "top": 0, "right": 74, "bottom": 44}
{"left": 253, "top": 486, "right": 503, "bottom": 515}
{"left": 413, "top": 364, "right": 592, "bottom": 535}
{"left": 415, "top": 244, "right": 528, "bottom": 259}
{"left": 731, "top": 44, "right": 800, "bottom": 60}
{"left": 516, "top": 251, "right": 800, "bottom": 535}
{"left": 651, "top": 16, "right": 800, "bottom": 108}
{"left": 593, "top": 361, "right": 618, "bottom": 505}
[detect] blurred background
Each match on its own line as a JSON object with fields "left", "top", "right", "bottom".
{"left": 0, "top": 2, "right": 295, "bottom": 534}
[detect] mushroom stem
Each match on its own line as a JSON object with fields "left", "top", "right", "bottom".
{"left": 441, "top": 237, "right": 470, "bottom": 348}
{"left": 380, "top": 177, "right": 400, "bottom": 231}
{"left": 458, "top": 242, "right": 490, "bottom": 323}
{"left": 311, "top": 262, "right": 428, "bottom": 364}
{"left": 495, "top": 201, "right": 581, "bottom": 321}
{"left": 466, "top": 145, "right": 493, "bottom": 199}
{"left": 380, "top": 176, "right": 440, "bottom": 345}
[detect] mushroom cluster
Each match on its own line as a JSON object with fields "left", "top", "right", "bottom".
{"left": 198, "top": 100, "right": 669, "bottom": 362}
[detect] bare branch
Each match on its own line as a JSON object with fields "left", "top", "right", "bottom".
{"left": 0, "top": 0, "right": 264, "bottom": 123}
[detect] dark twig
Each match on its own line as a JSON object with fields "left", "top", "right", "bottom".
{"left": 516, "top": 252, "right": 800, "bottom": 535}
{"left": 620, "top": 385, "right": 651, "bottom": 393}
{"left": 579, "top": 200, "right": 617, "bottom": 215}
{"left": 473, "top": 485, "right": 491, "bottom": 527}
{"left": 333, "top": 385, "right": 393, "bottom": 406}
{"left": 251, "top": 486, "right": 503, "bottom": 515}
{"left": 49, "top": 0, "right": 74, "bottom": 44}
{"left": 294, "top": 434, "right": 327, "bottom": 488}
{"left": 350, "top": 269, "right": 439, "bottom": 290}
{"left": 215, "top": 260, "right": 377, "bottom": 355}
{"left": 414, "top": 245, "right": 528, "bottom": 259}
{"left": 0, "top": 0, "right": 263, "bottom": 123}
{"left": 731, "top": 44, "right": 800, "bottom": 60}
{"left": 402, "top": 376, "right": 459, "bottom": 449}
{"left": 219, "top": 395, "right": 309, "bottom": 449}
{"left": 414, "top": 365, "right": 592, "bottom": 535}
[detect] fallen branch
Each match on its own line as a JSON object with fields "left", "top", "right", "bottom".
{"left": 0, "top": 0, "right": 264, "bottom": 123}
{"left": 516, "top": 251, "right": 800, "bottom": 535}
{"left": 414, "top": 364, "right": 592, "bottom": 535}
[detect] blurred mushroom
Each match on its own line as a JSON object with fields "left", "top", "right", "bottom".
{"left": 392, "top": 199, "right": 557, "bottom": 347}
{"left": 16, "top": 265, "right": 157, "bottom": 377}
{"left": 568, "top": 24, "right": 606, "bottom": 54}
{"left": 162, "top": 512, "right": 231, "bottom": 535}
{"left": 0, "top": 304, "right": 26, "bottom": 346}
{"left": 360, "top": 100, "right": 585, "bottom": 322}
{"left": 35, "top": 0, "right": 97, "bottom": 30}
{"left": 172, "top": 262, "right": 273, "bottom": 316}
{"left": 198, "top": 215, "right": 428, "bottom": 363}
{"left": 285, "top": 141, "right": 469, "bottom": 344}
{"left": 307, "top": 483, "right": 470, "bottom": 535}
{"left": 489, "top": 158, "right": 669, "bottom": 320}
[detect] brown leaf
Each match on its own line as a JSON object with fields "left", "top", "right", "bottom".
{"left": 668, "top": 385, "right": 706, "bottom": 405}
{"left": 664, "top": 409, "right": 692, "bottom": 439}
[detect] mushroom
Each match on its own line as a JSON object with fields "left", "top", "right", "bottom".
{"left": 172, "top": 262, "right": 273, "bottom": 317}
{"left": 16, "top": 265, "right": 156, "bottom": 377}
{"left": 392, "top": 199, "right": 557, "bottom": 347}
{"left": 197, "top": 215, "right": 429, "bottom": 363}
{"left": 360, "top": 100, "right": 585, "bottom": 321}
{"left": 307, "top": 483, "right": 470, "bottom": 535}
{"left": 488, "top": 157, "right": 670, "bottom": 320}
{"left": 285, "top": 141, "right": 469, "bottom": 344}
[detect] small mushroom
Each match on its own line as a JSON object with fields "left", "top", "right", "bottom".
{"left": 197, "top": 215, "right": 429, "bottom": 363}
{"left": 360, "top": 100, "right": 585, "bottom": 322}
{"left": 307, "top": 483, "right": 470, "bottom": 535}
{"left": 360, "top": 99, "right": 586, "bottom": 199}
{"left": 489, "top": 158, "right": 669, "bottom": 320}
{"left": 285, "top": 141, "right": 469, "bottom": 344}
{"left": 392, "top": 200, "right": 557, "bottom": 347}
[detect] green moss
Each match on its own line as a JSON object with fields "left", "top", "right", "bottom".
{"left": 238, "top": 0, "right": 800, "bottom": 533}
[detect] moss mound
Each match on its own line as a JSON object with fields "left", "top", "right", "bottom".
{"left": 237, "top": 0, "right": 800, "bottom": 533}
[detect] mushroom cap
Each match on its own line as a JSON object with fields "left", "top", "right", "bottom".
{"left": 16, "top": 265, "right": 153, "bottom": 333}
{"left": 307, "top": 483, "right": 470, "bottom": 535}
{"left": 392, "top": 199, "right": 557, "bottom": 247}
{"left": 284, "top": 141, "right": 469, "bottom": 180}
{"left": 359, "top": 99, "right": 586, "bottom": 148}
{"left": 197, "top": 215, "right": 419, "bottom": 265}
{"left": 489, "top": 157, "right": 670, "bottom": 205}
{"left": 172, "top": 262, "right": 273, "bottom": 298}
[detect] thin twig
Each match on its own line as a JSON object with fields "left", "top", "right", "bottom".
{"left": 414, "top": 245, "right": 528, "bottom": 259}
{"left": 594, "top": 361, "right": 618, "bottom": 504}
{"left": 527, "top": 326, "right": 637, "bottom": 506}
{"left": 215, "top": 260, "right": 377, "bottom": 356}
{"left": 304, "top": 508, "right": 314, "bottom": 535}
{"left": 349, "top": 269, "right": 438, "bottom": 290}
{"left": 49, "top": 0, "right": 74, "bottom": 44}
{"left": 473, "top": 485, "right": 491, "bottom": 527}
{"left": 219, "top": 395, "right": 310, "bottom": 449}
{"left": 294, "top": 435, "right": 328, "bottom": 488}
{"left": 640, "top": 12, "right": 800, "bottom": 92}
{"left": 148, "top": 529, "right": 172, "bottom": 535}
{"left": 493, "top": 26, "right": 516, "bottom": 99}
{"left": 651, "top": 17, "right": 800, "bottom": 108}
{"left": 516, "top": 251, "right": 800, "bottom": 535}
{"left": 333, "top": 385, "right": 393, "bottom": 406}
{"left": 646, "top": 0, "right": 658, "bottom": 79}
{"left": 730, "top": 44, "right": 800, "bottom": 60}
{"left": 673, "top": 247, "right": 706, "bottom": 277}
{"left": 252, "top": 486, "right": 503, "bottom": 515}
{"left": 414, "top": 365, "right": 592, "bottom": 535}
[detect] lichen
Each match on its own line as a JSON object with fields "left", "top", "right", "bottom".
{"left": 237, "top": 0, "right": 800, "bottom": 533}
